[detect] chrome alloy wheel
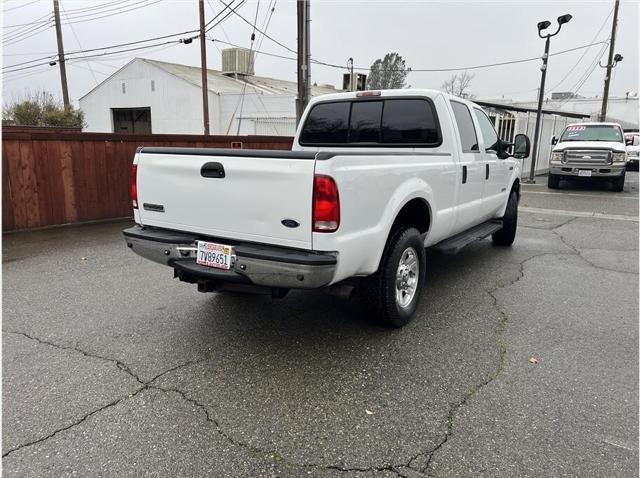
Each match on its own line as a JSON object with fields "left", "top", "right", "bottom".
{"left": 395, "top": 247, "right": 419, "bottom": 308}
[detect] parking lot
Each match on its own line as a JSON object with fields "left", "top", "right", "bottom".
{"left": 3, "top": 173, "right": 638, "bottom": 477}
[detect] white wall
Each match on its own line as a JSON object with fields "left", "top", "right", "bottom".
{"left": 80, "top": 59, "right": 298, "bottom": 135}
{"left": 218, "top": 93, "right": 296, "bottom": 135}
{"left": 512, "top": 97, "right": 639, "bottom": 129}
{"left": 80, "top": 60, "right": 217, "bottom": 134}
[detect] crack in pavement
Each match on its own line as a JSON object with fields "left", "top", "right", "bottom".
{"left": 1, "top": 386, "right": 147, "bottom": 459}
{"left": 4, "top": 215, "right": 635, "bottom": 473}
{"left": 551, "top": 223, "right": 639, "bottom": 276}
{"left": 149, "top": 385, "right": 407, "bottom": 476}
{"left": 406, "top": 252, "right": 545, "bottom": 475}
{"left": 1, "top": 330, "right": 209, "bottom": 459}
{"left": 4, "top": 330, "right": 146, "bottom": 384}
{"left": 409, "top": 219, "right": 637, "bottom": 475}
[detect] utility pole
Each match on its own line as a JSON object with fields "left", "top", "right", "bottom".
{"left": 348, "top": 57, "right": 354, "bottom": 91}
{"left": 199, "top": 0, "right": 210, "bottom": 135}
{"left": 53, "top": 0, "right": 70, "bottom": 109}
{"left": 600, "top": 0, "right": 620, "bottom": 122}
{"left": 296, "top": 0, "right": 310, "bottom": 124}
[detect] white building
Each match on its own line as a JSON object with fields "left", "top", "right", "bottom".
{"left": 79, "top": 50, "right": 339, "bottom": 136}
{"left": 480, "top": 94, "right": 639, "bottom": 130}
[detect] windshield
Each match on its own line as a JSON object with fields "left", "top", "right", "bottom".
{"left": 560, "top": 125, "right": 623, "bottom": 142}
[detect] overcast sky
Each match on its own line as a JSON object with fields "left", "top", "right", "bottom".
{"left": 2, "top": 0, "right": 639, "bottom": 107}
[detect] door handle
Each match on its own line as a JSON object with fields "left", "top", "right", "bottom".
{"left": 462, "top": 165, "right": 467, "bottom": 184}
{"left": 201, "top": 162, "right": 225, "bottom": 178}
{"left": 486, "top": 163, "right": 490, "bottom": 180}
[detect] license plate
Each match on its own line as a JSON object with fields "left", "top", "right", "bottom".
{"left": 196, "top": 241, "right": 233, "bottom": 270}
{"left": 578, "top": 170, "right": 592, "bottom": 177}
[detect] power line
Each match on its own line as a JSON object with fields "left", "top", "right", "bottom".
{"left": 2, "top": 0, "right": 242, "bottom": 71}
{"left": 217, "top": 0, "right": 296, "bottom": 54}
{"left": 558, "top": 41, "right": 610, "bottom": 106}
{"left": 206, "top": 38, "right": 611, "bottom": 75}
{"left": 62, "top": 0, "right": 133, "bottom": 14}
{"left": 546, "top": 7, "right": 613, "bottom": 92}
{"left": 60, "top": 0, "right": 157, "bottom": 21}
{"left": 3, "top": 39, "right": 185, "bottom": 74}
{"left": 2, "top": 22, "right": 53, "bottom": 46}
{"left": 60, "top": 0, "right": 99, "bottom": 85}
{"left": 61, "top": 0, "right": 164, "bottom": 25}
{"left": 236, "top": 0, "right": 261, "bottom": 134}
{"left": 4, "top": 14, "right": 52, "bottom": 29}
{"left": 3, "top": 0, "right": 40, "bottom": 13}
{"left": 211, "top": 5, "right": 611, "bottom": 74}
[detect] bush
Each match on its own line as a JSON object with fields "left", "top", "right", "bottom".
{"left": 3, "top": 90, "right": 85, "bottom": 128}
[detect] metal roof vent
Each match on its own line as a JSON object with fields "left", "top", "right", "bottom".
{"left": 221, "top": 48, "right": 254, "bottom": 77}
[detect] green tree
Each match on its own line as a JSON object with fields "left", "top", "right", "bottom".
{"left": 366, "top": 52, "right": 410, "bottom": 90}
{"left": 3, "top": 90, "right": 85, "bottom": 128}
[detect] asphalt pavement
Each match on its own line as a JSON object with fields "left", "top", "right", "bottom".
{"left": 3, "top": 172, "right": 638, "bottom": 477}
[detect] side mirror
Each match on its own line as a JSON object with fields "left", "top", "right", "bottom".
{"left": 513, "top": 134, "right": 531, "bottom": 159}
{"left": 551, "top": 136, "right": 558, "bottom": 145}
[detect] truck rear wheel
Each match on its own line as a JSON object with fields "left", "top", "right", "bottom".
{"left": 360, "top": 227, "right": 426, "bottom": 328}
{"left": 492, "top": 191, "right": 518, "bottom": 246}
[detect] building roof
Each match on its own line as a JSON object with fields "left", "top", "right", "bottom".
{"left": 140, "top": 58, "right": 339, "bottom": 97}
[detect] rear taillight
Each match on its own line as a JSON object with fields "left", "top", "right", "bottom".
{"left": 312, "top": 175, "right": 340, "bottom": 232}
{"left": 131, "top": 163, "right": 138, "bottom": 209}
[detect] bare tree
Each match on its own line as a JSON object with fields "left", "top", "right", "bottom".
{"left": 366, "top": 52, "right": 410, "bottom": 90}
{"left": 441, "top": 71, "right": 475, "bottom": 98}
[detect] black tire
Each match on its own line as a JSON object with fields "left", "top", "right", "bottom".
{"left": 492, "top": 191, "right": 518, "bottom": 246}
{"left": 360, "top": 227, "right": 426, "bottom": 328}
{"left": 611, "top": 172, "right": 625, "bottom": 192}
{"left": 548, "top": 173, "right": 560, "bottom": 189}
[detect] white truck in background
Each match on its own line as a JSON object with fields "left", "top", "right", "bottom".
{"left": 549, "top": 122, "right": 628, "bottom": 191}
{"left": 124, "top": 89, "right": 530, "bottom": 327}
{"left": 625, "top": 132, "right": 639, "bottom": 170}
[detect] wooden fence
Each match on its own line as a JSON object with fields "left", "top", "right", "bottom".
{"left": 2, "top": 129, "right": 293, "bottom": 232}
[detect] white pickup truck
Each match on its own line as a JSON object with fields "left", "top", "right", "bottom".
{"left": 123, "top": 89, "right": 530, "bottom": 327}
{"left": 549, "top": 122, "right": 627, "bottom": 191}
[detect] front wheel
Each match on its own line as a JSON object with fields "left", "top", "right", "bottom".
{"left": 492, "top": 191, "right": 518, "bottom": 246}
{"left": 611, "top": 172, "right": 625, "bottom": 192}
{"left": 548, "top": 173, "right": 560, "bottom": 189}
{"left": 360, "top": 227, "right": 426, "bottom": 328}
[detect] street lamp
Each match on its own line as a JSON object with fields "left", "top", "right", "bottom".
{"left": 527, "top": 13, "right": 572, "bottom": 183}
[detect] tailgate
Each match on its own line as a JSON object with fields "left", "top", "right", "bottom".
{"left": 136, "top": 148, "right": 317, "bottom": 250}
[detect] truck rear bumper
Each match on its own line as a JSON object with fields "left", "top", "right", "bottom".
{"left": 123, "top": 226, "right": 337, "bottom": 290}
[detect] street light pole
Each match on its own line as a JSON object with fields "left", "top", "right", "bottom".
{"left": 528, "top": 35, "right": 550, "bottom": 183}
{"left": 527, "top": 14, "right": 572, "bottom": 183}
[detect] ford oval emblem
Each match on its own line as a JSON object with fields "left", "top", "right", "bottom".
{"left": 281, "top": 219, "right": 300, "bottom": 228}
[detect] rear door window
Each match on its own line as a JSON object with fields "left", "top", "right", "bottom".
{"left": 381, "top": 99, "right": 440, "bottom": 144}
{"left": 299, "top": 101, "right": 349, "bottom": 144}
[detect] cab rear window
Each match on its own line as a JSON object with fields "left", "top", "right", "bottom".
{"left": 299, "top": 98, "right": 441, "bottom": 146}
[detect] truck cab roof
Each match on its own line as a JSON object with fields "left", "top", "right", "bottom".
{"left": 307, "top": 88, "right": 477, "bottom": 106}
